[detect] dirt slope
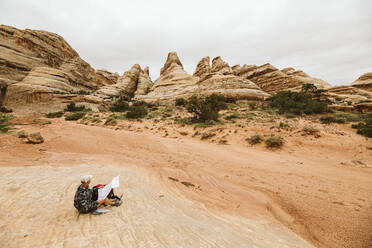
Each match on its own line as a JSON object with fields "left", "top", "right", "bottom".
{"left": 0, "top": 120, "right": 371, "bottom": 248}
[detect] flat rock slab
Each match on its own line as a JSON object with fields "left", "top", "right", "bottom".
{"left": 0, "top": 165, "right": 313, "bottom": 248}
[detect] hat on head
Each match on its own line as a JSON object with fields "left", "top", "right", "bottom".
{"left": 81, "top": 175, "right": 92, "bottom": 183}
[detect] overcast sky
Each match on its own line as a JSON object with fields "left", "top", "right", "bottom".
{"left": 1, "top": 0, "right": 371, "bottom": 85}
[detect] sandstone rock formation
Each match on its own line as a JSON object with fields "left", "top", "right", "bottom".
{"left": 195, "top": 56, "right": 270, "bottom": 100}
{"left": 137, "top": 52, "right": 198, "bottom": 103}
{"left": 139, "top": 53, "right": 269, "bottom": 104}
{"left": 233, "top": 63, "right": 331, "bottom": 94}
{"left": 94, "top": 64, "right": 152, "bottom": 101}
{"left": 351, "top": 72, "right": 372, "bottom": 92}
{"left": 0, "top": 25, "right": 102, "bottom": 108}
{"left": 95, "top": 69, "right": 119, "bottom": 86}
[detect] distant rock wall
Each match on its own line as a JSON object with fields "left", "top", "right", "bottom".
{"left": 351, "top": 72, "right": 372, "bottom": 92}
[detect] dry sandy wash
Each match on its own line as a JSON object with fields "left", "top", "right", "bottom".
{"left": 0, "top": 119, "right": 371, "bottom": 248}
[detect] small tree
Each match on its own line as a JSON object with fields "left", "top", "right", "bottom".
{"left": 186, "top": 94, "right": 227, "bottom": 122}
{"left": 301, "top": 83, "right": 317, "bottom": 94}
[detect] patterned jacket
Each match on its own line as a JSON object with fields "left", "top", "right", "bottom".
{"left": 74, "top": 185, "right": 98, "bottom": 213}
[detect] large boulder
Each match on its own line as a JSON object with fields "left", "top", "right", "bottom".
{"left": 351, "top": 72, "right": 372, "bottom": 92}
{"left": 26, "top": 132, "right": 44, "bottom": 144}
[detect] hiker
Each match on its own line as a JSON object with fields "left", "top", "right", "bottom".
{"left": 74, "top": 175, "right": 119, "bottom": 214}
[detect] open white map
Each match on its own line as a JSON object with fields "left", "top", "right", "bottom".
{"left": 97, "top": 176, "right": 120, "bottom": 201}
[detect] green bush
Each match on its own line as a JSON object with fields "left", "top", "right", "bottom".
{"left": 265, "top": 135, "right": 284, "bottom": 148}
{"left": 174, "top": 117, "right": 192, "bottom": 126}
{"left": 125, "top": 105, "right": 148, "bottom": 119}
{"left": 46, "top": 111, "right": 64, "bottom": 118}
{"left": 351, "top": 118, "right": 372, "bottom": 138}
{"left": 246, "top": 133, "right": 263, "bottom": 145}
{"left": 17, "top": 130, "right": 27, "bottom": 138}
{"left": 224, "top": 112, "right": 239, "bottom": 120}
{"left": 0, "top": 114, "right": 12, "bottom": 133}
{"left": 268, "top": 91, "right": 328, "bottom": 115}
{"left": 0, "top": 106, "right": 12, "bottom": 113}
{"left": 320, "top": 116, "right": 346, "bottom": 124}
{"left": 175, "top": 98, "right": 186, "bottom": 106}
{"left": 64, "top": 102, "right": 87, "bottom": 112}
{"left": 65, "top": 112, "right": 86, "bottom": 121}
{"left": 186, "top": 94, "right": 227, "bottom": 122}
{"left": 110, "top": 101, "right": 129, "bottom": 112}
{"left": 132, "top": 101, "right": 151, "bottom": 108}
{"left": 248, "top": 102, "right": 257, "bottom": 110}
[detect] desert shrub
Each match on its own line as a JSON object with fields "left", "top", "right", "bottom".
{"left": 174, "top": 117, "right": 192, "bottom": 126}
{"left": 64, "top": 102, "right": 87, "bottom": 112}
{"left": 65, "top": 112, "right": 86, "bottom": 121}
{"left": 302, "top": 126, "right": 319, "bottom": 135}
{"left": 125, "top": 105, "right": 148, "bottom": 119}
{"left": 301, "top": 83, "right": 317, "bottom": 94}
{"left": 224, "top": 112, "right": 240, "bottom": 120}
{"left": 248, "top": 102, "right": 257, "bottom": 110}
{"left": 320, "top": 116, "right": 346, "bottom": 124}
{"left": 175, "top": 98, "right": 186, "bottom": 106}
{"left": 335, "top": 112, "right": 363, "bottom": 122}
{"left": 132, "top": 100, "right": 151, "bottom": 108}
{"left": 46, "top": 111, "right": 64, "bottom": 118}
{"left": 246, "top": 133, "right": 263, "bottom": 145}
{"left": 0, "top": 106, "right": 12, "bottom": 113}
{"left": 0, "top": 114, "right": 12, "bottom": 133}
{"left": 110, "top": 101, "right": 129, "bottom": 112}
{"left": 351, "top": 118, "right": 372, "bottom": 138}
{"left": 268, "top": 91, "right": 328, "bottom": 115}
{"left": 265, "top": 135, "right": 284, "bottom": 148}
{"left": 17, "top": 130, "right": 27, "bottom": 138}
{"left": 186, "top": 94, "right": 227, "bottom": 122}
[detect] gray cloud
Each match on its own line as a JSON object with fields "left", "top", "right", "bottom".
{"left": 1, "top": 0, "right": 371, "bottom": 85}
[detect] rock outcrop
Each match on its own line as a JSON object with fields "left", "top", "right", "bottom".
{"left": 138, "top": 53, "right": 270, "bottom": 103}
{"left": 94, "top": 64, "right": 152, "bottom": 101}
{"left": 195, "top": 56, "right": 270, "bottom": 100}
{"left": 233, "top": 63, "right": 331, "bottom": 94}
{"left": 95, "top": 69, "right": 119, "bottom": 86}
{"left": 0, "top": 25, "right": 102, "bottom": 109}
{"left": 351, "top": 72, "right": 372, "bottom": 92}
{"left": 137, "top": 52, "right": 198, "bottom": 103}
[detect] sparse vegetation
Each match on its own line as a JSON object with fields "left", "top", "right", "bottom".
{"left": 265, "top": 135, "right": 284, "bottom": 148}
{"left": 46, "top": 111, "right": 64, "bottom": 118}
{"left": 110, "top": 101, "right": 129, "bottom": 112}
{"left": 302, "top": 126, "right": 319, "bottom": 135}
{"left": 64, "top": 102, "right": 87, "bottom": 112}
{"left": 0, "top": 106, "right": 12, "bottom": 113}
{"left": 65, "top": 112, "right": 86, "bottom": 121}
{"left": 175, "top": 98, "right": 186, "bottom": 106}
{"left": 351, "top": 118, "right": 372, "bottom": 138}
{"left": 248, "top": 102, "right": 257, "bottom": 110}
{"left": 17, "top": 130, "right": 28, "bottom": 138}
{"left": 0, "top": 114, "right": 12, "bottom": 133}
{"left": 246, "top": 133, "right": 263, "bottom": 145}
{"left": 174, "top": 117, "right": 192, "bottom": 126}
{"left": 268, "top": 91, "right": 328, "bottom": 115}
{"left": 320, "top": 116, "right": 346, "bottom": 124}
{"left": 125, "top": 105, "right": 148, "bottom": 119}
{"left": 186, "top": 94, "right": 227, "bottom": 122}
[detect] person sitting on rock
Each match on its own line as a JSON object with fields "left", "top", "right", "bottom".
{"left": 74, "top": 175, "right": 118, "bottom": 213}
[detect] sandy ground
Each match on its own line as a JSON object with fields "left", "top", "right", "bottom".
{"left": 0, "top": 118, "right": 371, "bottom": 248}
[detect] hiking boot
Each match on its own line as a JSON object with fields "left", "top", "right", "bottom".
{"left": 113, "top": 200, "right": 122, "bottom": 207}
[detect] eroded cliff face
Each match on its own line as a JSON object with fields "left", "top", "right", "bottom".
{"left": 232, "top": 63, "right": 331, "bottom": 94}
{"left": 351, "top": 72, "right": 372, "bottom": 92}
{"left": 0, "top": 25, "right": 106, "bottom": 108}
{"left": 0, "top": 24, "right": 369, "bottom": 112}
